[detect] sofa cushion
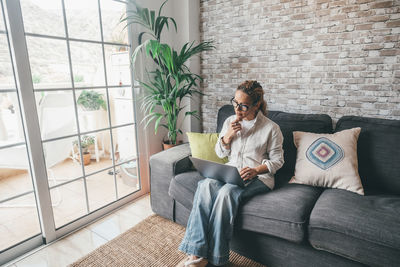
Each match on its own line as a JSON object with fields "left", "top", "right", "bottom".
{"left": 335, "top": 116, "right": 400, "bottom": 195}
{"left": 170, "top": 172, "right": 323, "bottom": 244}
{"left": 290, "top": 128, "right": 364, "bottom": 195}
{"left": 168, "top": 171, "right": 204, "bottom": 211}
{"left": 237, "top": 184, "right": 323, "bottom": 243}
{"left": 309, "top": 189, "right": 400, "bottom": 267}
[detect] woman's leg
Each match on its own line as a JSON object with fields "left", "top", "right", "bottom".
{"left": 179, "top": 178, "right": 224, "bottom": 258}
{"left": 207, "top": 179, "right": 270, "bottom": 266}
{"left": 207, "top": 183, "right": 243, "bottom": 265}
{"left": 239, "top": 178, "right": 271, "bottom": 201}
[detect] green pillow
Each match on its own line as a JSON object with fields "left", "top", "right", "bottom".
{"left": 187, "top": 132, "right": 228, "bottom": 164}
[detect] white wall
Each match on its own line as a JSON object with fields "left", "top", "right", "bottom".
{"left": 172, "top": 0, "right": 202, "bottom": 138}
{"left": 129, "top": 0, "right": 200, "bottom": 191}
{"left": 134, "top": 0, "right": 201, "bottom": 146}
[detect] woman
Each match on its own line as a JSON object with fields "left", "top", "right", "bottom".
{"left": 177, "top": 80, "right": 284, "bottom": 267}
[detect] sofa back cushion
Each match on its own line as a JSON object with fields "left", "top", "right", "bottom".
{"left": 216, "top": 105, "right": 333, "bottom": 186}
{"left": 335, "top": 116, "right": 400, "bottom": 195}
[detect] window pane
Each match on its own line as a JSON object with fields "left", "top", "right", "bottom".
{"left": 35, "top": 91, "right": 78, "bottom": 140}
{"left": 110, "top": 87, "right": 134, "bottom": 126}
{"left": 0, "top": 145, "right": 32, "bottom": 201}
{"left": 101, "top": 0, "right": 128, "bottom": 45}
{"left": 104, "top": 45, "right": 130, "bottom": 86}
{"left": 116, "top": 160, "right": 139, "bottom": 198}
{"left": 0, "top": 92, "right": 25, "bottom": 146}
{"left": 20, "top": 0, "right": 65, "bottom": 37}
{"left": 70, "top": 42, "right": 105, "bottom": 87}
{"left": 86, "top": 168, "right": 116, "bottom": 212}
{"left": 0, "top": 4, "right": 4, "bottom": 32}
{"left": 0, "top": 193, "right": 41, "bottom": 251}
{"left": 26, "top": 37, "right": 71, "bottom": 89}
{"left": 0, "top": 34, "right": 16, "bottom": 90}
{"left": 81, "top": 130, "right": 113, "bottom": 176}
{"left": 112, "top": 125, "right": 137, "bottom": 163}
{"left": 44, "top": 136, "right": 83, "bottom": 187}
{"left": 65, "top": 0, "right": 101, "bottom": 41}
{"left": 76, "top": 89, "right": 109, "bottom": 132}
{"left": 51, "top": 179, "right": 87, "bottom": 228}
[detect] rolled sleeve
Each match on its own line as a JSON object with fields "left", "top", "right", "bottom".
{"left": 215, "top": 136, "right": 230, "bottom": 158}
{"left": 215, "top": 117, "right": 232, "bottom": 158}
{"left": 262, "top": 127, "right": 284, "bottom": 175}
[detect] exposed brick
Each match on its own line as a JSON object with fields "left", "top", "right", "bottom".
{"left": 386, "top": 20, "right": 400, "bottom": 27}
{"left": 369, "top": 15, "right": 390, "bottom": 22}
{"left": 363, "top": 44, "right": 384, "bottom": 50}
{"left": 199, "top": 0, "right": 400, "bottom": 132}
{"left": 371, "top": 1, "right": 393, "bottom": 9}
{"left": 380, "top": 49, "right": 399, "bottom": 56}
{"left": 355, "top": 23, "right": 374, "bottom": 30}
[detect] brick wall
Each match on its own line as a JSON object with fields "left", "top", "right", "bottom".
{"left": 199, "top": 0, "right": 400, "bottom": 132}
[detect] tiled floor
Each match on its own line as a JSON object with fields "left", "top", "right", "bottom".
{"left": 0, "top": 156, "right": 139, "bottom": 251}
{"left": 3, "top": 194, "right": 154, "bottom": 267}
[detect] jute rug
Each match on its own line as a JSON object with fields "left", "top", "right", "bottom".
{"left": 70, "top": 214, "right": 266, "bottom": 267}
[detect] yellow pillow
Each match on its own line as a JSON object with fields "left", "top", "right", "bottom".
{"left": 186, "top": 132, "right": 228, "bottom": 164}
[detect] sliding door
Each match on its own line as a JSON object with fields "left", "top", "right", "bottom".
{"left": 0, "top": 0, "right": 142, "bottom": 264}
{"left": 0, "top": 0, "right": 42, "bottom": 254}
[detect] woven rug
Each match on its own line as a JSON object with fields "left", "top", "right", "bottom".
{"left": 70, "top": 214, "right": 266, "bottom": 267}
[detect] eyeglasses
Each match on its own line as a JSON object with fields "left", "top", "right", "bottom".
{"left": 230, "top": 97, "right": 251, "bottom": 112}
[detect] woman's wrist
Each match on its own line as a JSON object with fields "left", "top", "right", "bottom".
{"left": 221, "top": 136, "right": 231, "bottom": 147}
{"left": 255, "top": 164, "right": 269, "bottom": 175}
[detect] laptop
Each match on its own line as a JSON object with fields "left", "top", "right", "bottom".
{"left": 189, "top": 157, "right": 251, "bottom": 187}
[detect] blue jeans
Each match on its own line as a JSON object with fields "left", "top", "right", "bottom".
{"left": 178, "top": 178, "right": 270, "bottom": 266}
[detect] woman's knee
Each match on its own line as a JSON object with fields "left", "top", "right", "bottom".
{"left": 217, "top": 184, "right": 241, "bottom": 199}
{"left": 198, "top": 178, "right": 222, "bottom": 191}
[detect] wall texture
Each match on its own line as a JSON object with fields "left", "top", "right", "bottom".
{"left": 199, "top": 0, "right": 400, "bottom": 132}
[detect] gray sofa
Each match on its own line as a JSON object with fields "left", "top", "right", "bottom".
{"left": 149, "top": 105, "right": 400, "bottom": 267}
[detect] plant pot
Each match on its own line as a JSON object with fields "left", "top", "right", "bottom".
{"left": 162, "top": 140, "right": 183, "bottom": 150}
{"left": 78, "top": 152, "right": 91, "bottom": 165}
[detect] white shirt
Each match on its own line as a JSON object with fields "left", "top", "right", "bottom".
{"left": 239, "top": 117, "right": 256, "bottom": 135}
{"left": 215, "top": 111, "right": 285, "bottom": 189}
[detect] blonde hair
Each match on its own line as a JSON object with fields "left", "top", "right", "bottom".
{"left": 237, "top": 80, "right": 268, "bottom": 116}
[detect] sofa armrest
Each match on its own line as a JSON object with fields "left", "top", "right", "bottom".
{"left": 149, "top": 143, "right": 192, "bottom": 220}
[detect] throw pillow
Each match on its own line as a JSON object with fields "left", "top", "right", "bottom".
{"left": 186, "top": 132, "right": 228, "bottom": 164}
{"left": 290, "top": 127, "right": 364, "bottom": 195}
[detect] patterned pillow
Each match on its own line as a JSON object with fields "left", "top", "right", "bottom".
{"left": 290, "top": 127, "right": 364, "bottom": 195}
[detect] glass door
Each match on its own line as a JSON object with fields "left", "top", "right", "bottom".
{"left": 1, "top": 0, "right": 142, "bottom": 264}
{"left": 0, "top": 0, "right": 42, "bottom": 254}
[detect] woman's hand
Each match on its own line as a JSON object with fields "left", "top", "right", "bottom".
{"left": 240, "top": 167, "right": 258, "bottom": 181}
{"left": 223, "top": 117, "right": 242, "bottom": 144}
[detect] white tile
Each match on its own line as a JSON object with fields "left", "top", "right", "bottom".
{"left": 12, "top": 194, "right": 153, "bottom": 267}
{"left": 118, "top": 195, "right": 154, "bottom": 219}
{"left": 15, "top": 228, "right": 107, "bottom": 267}
{"left": 87, "top": 211, "right": 144, "bottom": 241}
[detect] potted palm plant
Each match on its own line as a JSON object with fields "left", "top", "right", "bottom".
{"left": 123, "top": 0, "right": 214, "bottom": 148}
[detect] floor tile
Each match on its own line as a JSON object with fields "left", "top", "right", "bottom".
{"left": 8, "top": 194, "right": 151, "bottom": 267}
{"left": 15, "top": 227, "right": 107, "bottom": 267}
{"left": 87, "top": 211, "right": 144, "bottom": 241}
{"left": 118, "top": 196, "right": 154, "bottom": 218}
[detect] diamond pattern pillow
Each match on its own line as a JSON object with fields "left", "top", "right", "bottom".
{"left": 290, "top": 127, "right": 364, "bottom": 195}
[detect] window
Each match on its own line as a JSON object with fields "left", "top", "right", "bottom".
{"left": 0, "top": 0, "right": 141, "bottom": 263}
